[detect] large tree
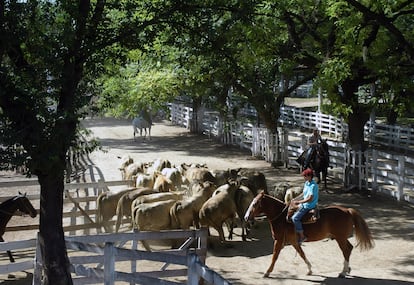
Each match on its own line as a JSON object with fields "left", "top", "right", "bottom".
{"left": 160, "top": 1, "right": 334, "bottom": 133}
{"left": 0, "top": 1, "right": 190, "bottom": 284}
{"left": 317, "top": 0, "right": 414, "bottom": 148}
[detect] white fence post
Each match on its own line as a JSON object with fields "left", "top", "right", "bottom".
{"left": 282, "top": 129, "right": 288, "bottom": 166}
{"left": 371, "top": 149, "right": 378, "bottom": 192}
{"left": 397, "top": 156, "right": 405, "bottom": 201}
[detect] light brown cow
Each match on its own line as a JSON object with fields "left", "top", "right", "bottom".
{"left": 230, "top": 168, "right": 268, "bottom": 195}
{"left": 161, "top": 167, "right": 183, "bottom": 189}
{"left": 118, "top": 155, "right": 134, "bottom": 179}
{"left": 153, "top": 174, "right": 176, "bottom": 192}
{"left": 198, "top": 182, "right": 239, "bottom": 243}
{"left": 135, "top": 172, "right": 157, "bottom": 189}
{"left": 123, "top": 162, "right": 146, "bottom": 181}
{"left": 170, "top": 181, "right": 217, "bottom": 230}
{"left": 181, "top": 163, "right": 215, "bottom": 184}
{"left": 229, "top": 185, "right": 255, "bottom": 241}
{"left": 96, "top": 187, "right": 136, "bottom": 232}
{"left": 146, "top": 158, "right": 172, "bottom": 175}
{"left": 284, "top": 186, "right": 302, "bottom": 204}
{"left": 131, "top": 191, "right": 186, "bottom": 210}
{"left": 132, "top": 199, "right": 178, "bottom": 251}
{"left": 114, "top": 187, "right": 157, "bottom": 232}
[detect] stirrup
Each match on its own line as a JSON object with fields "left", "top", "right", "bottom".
{"left": 298, "top": 236, "right": 307, "bottom": 245}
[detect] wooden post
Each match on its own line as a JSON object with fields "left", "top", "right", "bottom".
{"left": 104, "top": 242, "right": 115, "bottom": 285}
{"left": 198, "top": 227, "right": 208, "bottom": 264}
{"left": 130, "top": 231, "right": 138, "bottom": 285}
{"left": 32, "top": 233, "right": 42, "bottom": 285}
{"left": 187, "top": 253, "right": 199, "bottom": 285}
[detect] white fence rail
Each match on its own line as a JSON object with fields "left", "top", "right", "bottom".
{"left": 33, "top": 229, "right": 228, "bottom": 285}
{"left": 0, "top": 239, "right": 36, "bottom": 275}
{"left": 366, "top": 121, "right": 414, "bottom": 154}
{"left": 279, "top": 106, "right": 346, "bottom": 140}
{"left": 169, "top": 103, "right": 414, "bottom": 203}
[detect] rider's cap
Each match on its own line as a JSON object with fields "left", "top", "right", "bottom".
{"left": 302, "top": 168, "right": 313, "bottom": 176}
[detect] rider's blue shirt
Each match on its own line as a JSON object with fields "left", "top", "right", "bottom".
{"left": 302, "top": 180, "right": 318, "bottom": 209}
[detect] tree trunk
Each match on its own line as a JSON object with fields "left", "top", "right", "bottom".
{"left": 340, "top": 78, "right": 371, "bottom": 150}
{"left": 347, "top": 108, "right": 370, "bottom": 150}
{"left": 38, "top": 171, "right": 73, "bottom": 285}
{"left": 191, "top": 97, "right": 202, "bottom": 134}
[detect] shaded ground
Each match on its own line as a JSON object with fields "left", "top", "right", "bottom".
{"left": 1, "top": 117, "right": 414, "bottom": 285}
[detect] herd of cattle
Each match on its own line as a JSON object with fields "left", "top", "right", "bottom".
{"left": 95, "top": 155, "right": 300, "bottom": 249}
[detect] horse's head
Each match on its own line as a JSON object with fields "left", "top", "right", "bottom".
{"left": 244, "top": 191, "right": 264, "bottom": 222}
{"left": 314, "top": 140, "right": 329, "bottom": 165}
{"left": 318, "top": 139, "right": 329, "bottom": 156}
{"left": 15, "top": 192, "right": 37, "bottom": 218}
{"left": 244, "top": 191, "right": 285, "bottom": 222}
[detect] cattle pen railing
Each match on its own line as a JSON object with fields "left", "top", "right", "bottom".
{"left": 0, "top": 179, "right": 231, "bottom": 285}
{"left": 0, "top": 229, "right": 228, "bottom": 285}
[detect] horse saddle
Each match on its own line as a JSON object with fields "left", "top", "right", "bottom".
{"left": 286, "top": 207, "right": 320, "bottom": 224}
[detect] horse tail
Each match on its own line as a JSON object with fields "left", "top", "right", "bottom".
{"left": 96, "top": 192, "right": 107, "bottom": 226}
{"left": 169, "top": 201, "right": 181, "bottom": 228}
{"left": 349, "top": 208, "right": 375, "bottom": 251}
{"left": 115, "top": 196, "right": 125, "bottom": 233}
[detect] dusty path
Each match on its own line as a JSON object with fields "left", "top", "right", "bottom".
{"left": 1, "top": 116, "right": 414, "bottom": 285}
{"left": 83, "top": 117, "right": 414, "bottom": 285}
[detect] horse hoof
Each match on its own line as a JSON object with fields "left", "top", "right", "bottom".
{"left": 263, "top": 272, "right": 270, "bottom": 278}
{"left": 307, "top": 271, "right": 313, "bottom": 276}
{"left": 338, "top": 273, "right": 346, "bottom": 278}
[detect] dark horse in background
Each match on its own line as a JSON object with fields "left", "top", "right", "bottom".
{"left": 297, "top": 139, "right": 330, "bottom": 188}
{"left": 0, "top": 192, "right": 37, "bottom": 262}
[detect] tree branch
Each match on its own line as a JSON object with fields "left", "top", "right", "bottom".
{"left": 345, "top": 0, "right": 414, "bottom": 60}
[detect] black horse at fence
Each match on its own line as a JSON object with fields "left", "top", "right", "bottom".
{"left": 297, "top": 139, "right": 330, "bottom": 188}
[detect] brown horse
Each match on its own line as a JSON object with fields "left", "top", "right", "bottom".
{"left": 244, "top": 191, "right": 374, "bottom": 278}
{"left": 0, "top": 192, "right": 37, "bottom": 262}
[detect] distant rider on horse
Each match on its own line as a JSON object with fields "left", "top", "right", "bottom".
{"left": 303, "top": 129, "right": 322, "bottom": 169}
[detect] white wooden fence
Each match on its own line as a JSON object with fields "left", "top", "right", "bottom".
{"left": 169, "top": 103, "right": 414, "bottom": 203}
{"left": 0, "top": 179, "right": 230, "bottom": 285}
{"left": 32, "top": 229, "right": 229, "bottom": 285}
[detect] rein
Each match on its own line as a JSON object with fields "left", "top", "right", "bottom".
{"left": 260, "top": 196, "right": 289, "bottom": 222}
{"left": 0, "top": 196, "right": 32, "bottom": 217}
{"left": 267, "top": 204, "right": 289, "bottom": 222}
{"left": 0, "top": 208, "right": 17, "bottom": 216}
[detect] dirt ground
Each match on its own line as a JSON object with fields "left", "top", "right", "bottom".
{"left": 1, "top": 116, "right": 414, "bottom": 285}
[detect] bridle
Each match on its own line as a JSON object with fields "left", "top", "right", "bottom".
{"left": 253, "top": 194, "right": 289, "bottom": 222}
{"left": 0, "top": 196, "right": 33, "bottom": 217}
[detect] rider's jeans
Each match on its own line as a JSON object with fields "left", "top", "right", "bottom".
{"left": 304, "top": 147, "right": 315, "bottom": 167}
{"left": 292, "top": 206, "right": 310, "bottom": 233}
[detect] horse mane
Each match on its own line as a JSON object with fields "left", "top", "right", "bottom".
{"left": 264, "top": 193, "right": 286, "bottom": 205}
{"left": 2, "top": 195, "right": 20, "bottom": 206}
